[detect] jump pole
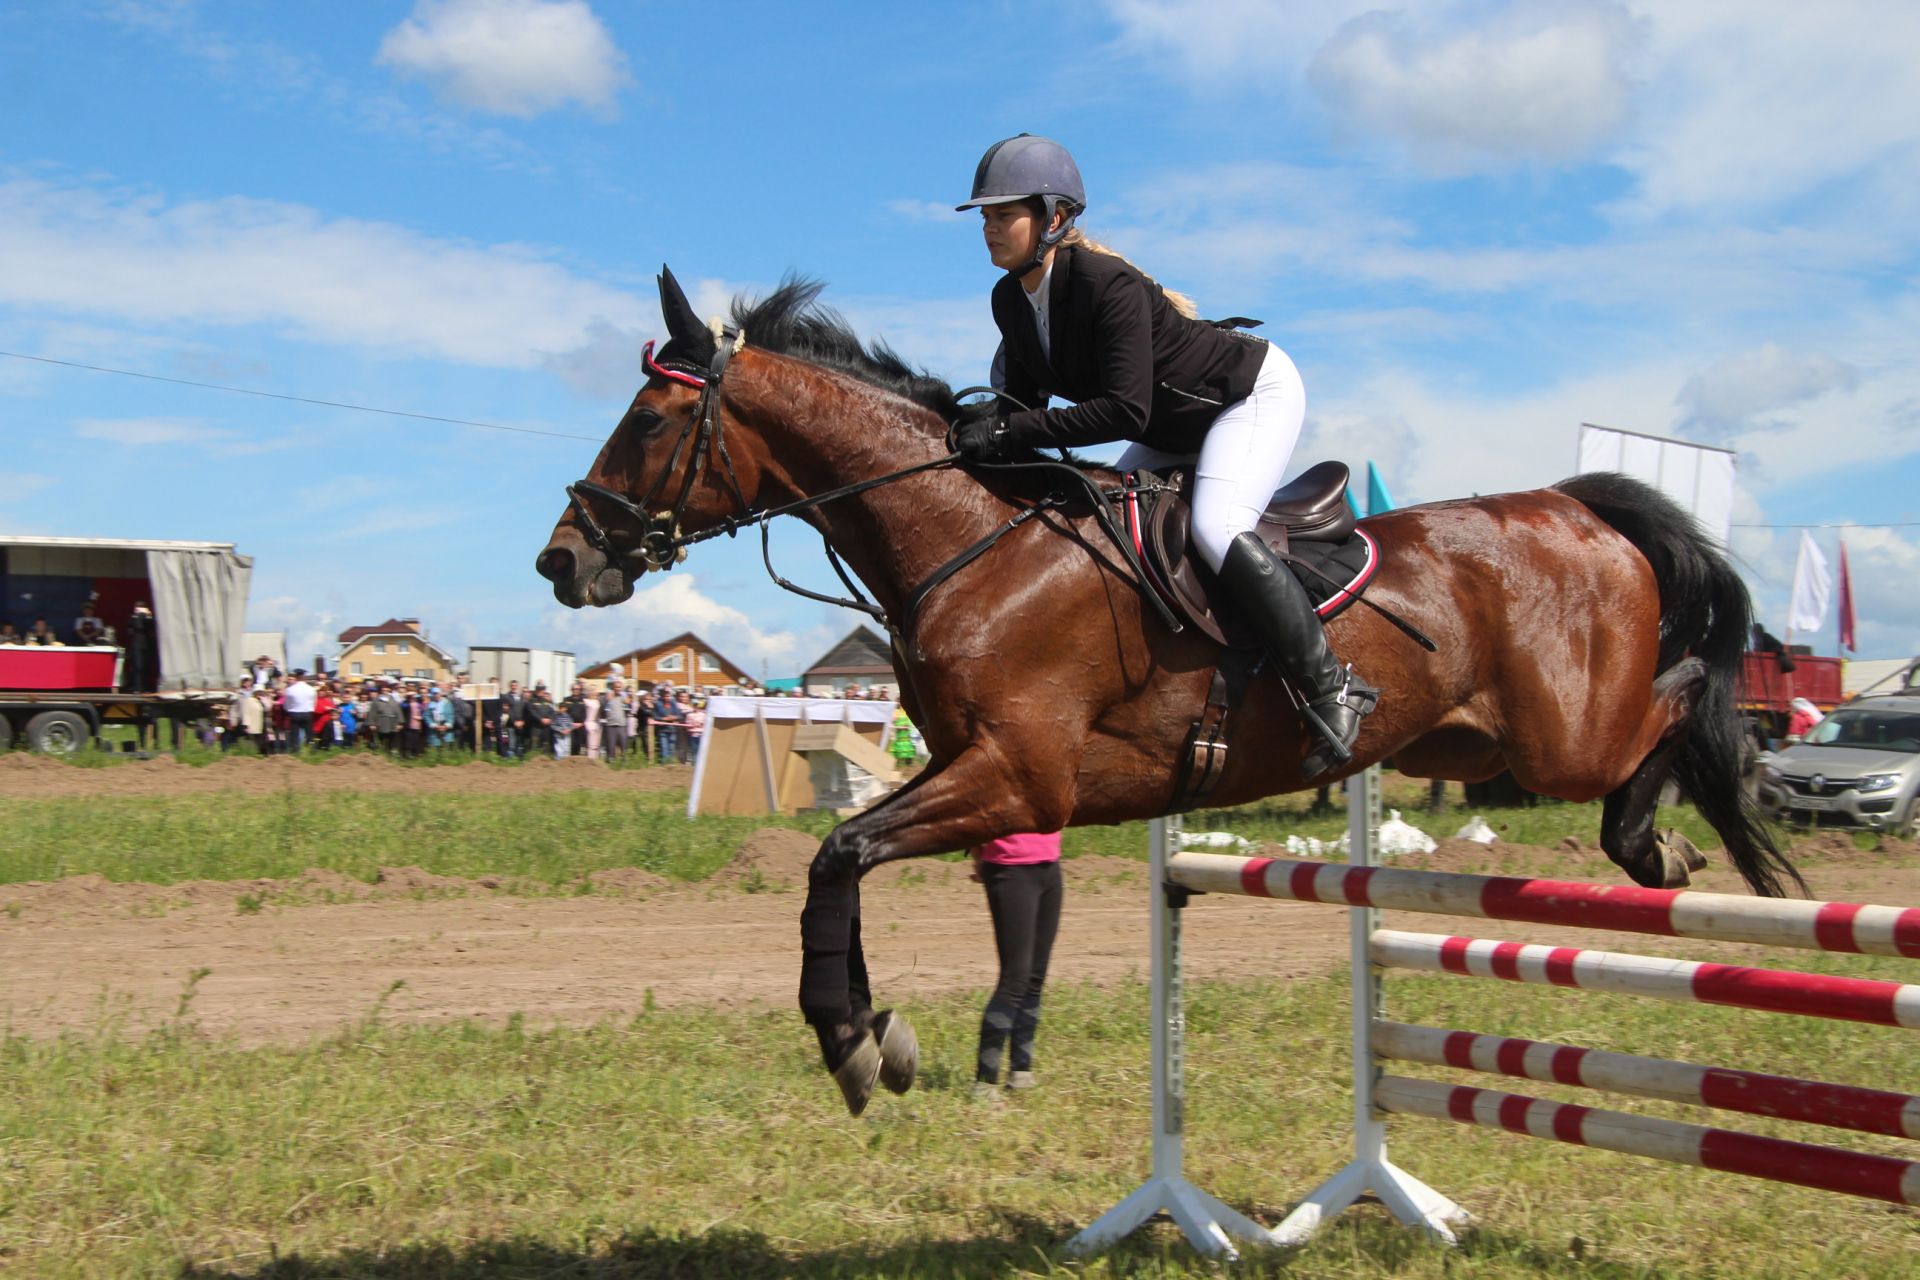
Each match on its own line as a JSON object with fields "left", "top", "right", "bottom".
{"left": 1064, "top": 812, "right": 1274, "bottom": 1260}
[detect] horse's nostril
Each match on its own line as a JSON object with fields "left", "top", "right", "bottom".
{"left": 536, "top": 547, "right": 574, "bottom": 583}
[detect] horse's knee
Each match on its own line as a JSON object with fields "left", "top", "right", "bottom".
{"left": 810, "top": 828, "right": 863, "bottom": 887}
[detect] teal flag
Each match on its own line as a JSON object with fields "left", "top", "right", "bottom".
{"left": 1366, "top": 461, "right": 1395, "bottom": 515}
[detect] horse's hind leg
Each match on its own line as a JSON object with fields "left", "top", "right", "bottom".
{"left": 1600, "top": 658, "right": 1710, "bottom": 889}
{"left": 799, "top": 743, "right": 1065, "bottom": 1115}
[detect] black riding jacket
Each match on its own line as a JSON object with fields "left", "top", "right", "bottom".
{"left": 992, "top": 245, "right": 1268, "bottom": 455}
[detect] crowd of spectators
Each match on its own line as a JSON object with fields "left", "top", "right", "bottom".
{"left": 221, "top": 663, "right": 710, "bottom": 763}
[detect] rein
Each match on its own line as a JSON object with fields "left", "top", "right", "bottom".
{"left": 565, "top": 356, "right": 1186, "bottom": 644}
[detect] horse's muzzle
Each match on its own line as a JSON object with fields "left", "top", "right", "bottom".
{"left": 535, "top": 540, "right": 635, "bottom": 608}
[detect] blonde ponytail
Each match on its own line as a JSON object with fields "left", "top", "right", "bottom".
{"left": 1060, "top": 228, "right": 1199, "bottom": 319}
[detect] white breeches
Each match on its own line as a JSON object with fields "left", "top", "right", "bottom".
{"left": 1114, "top": 344, "right": 1306, "bottom": 572}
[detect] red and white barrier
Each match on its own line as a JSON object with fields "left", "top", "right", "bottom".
{"left": 1071, "top": 773, "right": 1920, "bottom": 1259}
{"left": 1376, "top": 1076, "right": 1920, "bottom": 1206}
{"left": 1172, "top": 851, "right": 1920, "bottom": 958}
{"left": 1372, "top": 928, "right": 1920, "bottom": 1027}
{"left": 1375, "top": 1022, "right": 1920, "bottom": 1140}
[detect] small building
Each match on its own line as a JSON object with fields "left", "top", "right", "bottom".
{"left": 803, "top": 625, "right": 896, "bottom": 697}
{"left": 580, "top": 631, "right": 756, "bottom": 692}
{"left": 337, "top": 617, "right": 459, "bottom": 684}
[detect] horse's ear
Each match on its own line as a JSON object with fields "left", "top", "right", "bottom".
{"left": 657, "top": 265, "right": 713, "bottom": 359}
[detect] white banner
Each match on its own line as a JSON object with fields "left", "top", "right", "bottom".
{"left": 1787, "top": 530, "right": 1831, "bottom": 635}
{"left": 1576, "top": 424, "right": 1736, "bottom": 547}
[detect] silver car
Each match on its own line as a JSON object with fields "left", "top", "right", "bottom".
{"left": 1758, "top": 694, "right": 1920, "bottom": 838}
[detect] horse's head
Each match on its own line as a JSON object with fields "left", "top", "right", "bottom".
{"left": 536, "top": 266, "right": 754, "bottom": 608}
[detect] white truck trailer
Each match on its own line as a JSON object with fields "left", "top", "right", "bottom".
{"left": 0, "top": 535, "right": 252, "bottom": 752}
{"left": 466, "top": 646, "right": 576, "bottom": 693}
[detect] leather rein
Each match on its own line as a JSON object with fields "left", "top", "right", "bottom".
{"left": 562, "top": 338, "right": 1183, "bottom": 644}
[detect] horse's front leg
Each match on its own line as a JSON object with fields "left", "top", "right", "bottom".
{"left": 800, "top": 742, "right": 1067, "bottom": 1115}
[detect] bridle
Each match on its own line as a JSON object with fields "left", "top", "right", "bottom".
{"left": 560, "top": 335, "right": 1188, "bottom": 644}
{"left": 563, "top": 334, "right": 753, "bottom": 573}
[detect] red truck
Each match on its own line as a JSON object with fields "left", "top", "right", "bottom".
{"left": 1739, "top": 648, "right": 1844, "bottom": 745}
{"left": 1, "top": 536, "right": 251, "bottom": 753}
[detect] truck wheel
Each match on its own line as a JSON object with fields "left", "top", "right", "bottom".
{"left": 0, "top": 715, "right": 13, "bottom": 751}
{"left": 25, "top": 710, "right": 90, "bottom": 755}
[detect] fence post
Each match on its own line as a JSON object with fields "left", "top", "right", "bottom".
{"left": 1066, "top": 814, "right": 1275, "bottom": 1260}
{"left": 1270, "top": 766, "right": 1469, "bottom": 1245}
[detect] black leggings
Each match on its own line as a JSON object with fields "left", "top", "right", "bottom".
{"left": 976, "top": 859, "right": 1063, "bottom": 1082}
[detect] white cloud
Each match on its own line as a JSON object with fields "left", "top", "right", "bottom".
{"left": 72, "top": 417, "right": 238, "bottom": 446}
{"left": 1677, "top": 343, "right": 1859, "bottom": 434}
{"left": 1101, "top": 0, "right": 1376, "bottom": 87}
{"left": 0, "top": 471, "right": 55, "bottom": 500}
{"left": 1309, "top": 1, "right": 1642, "bottom": 172}
{"left": 248, "top": 594, "right": 339, "bottom": 671}
{"left": 1612, "top": 1, "right": 1920, "bottom": 218}
{"left": 377, "top": 0, "right": 630, "bottom": 119}
{"left": 888, "top": 199, "right": 968, "bottom": 225}
{"left": 0, "top": 175, "right": 649, "bottom": 369}
{"left": 544, "top": 317, "right": 650, "bottom": 399}
{"left": 542, "top": 572, "right": 806, "bottom": 670}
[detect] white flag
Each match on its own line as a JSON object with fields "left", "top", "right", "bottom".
{"left": 1787, "top": 530, "right": 1831, "bottom": 634}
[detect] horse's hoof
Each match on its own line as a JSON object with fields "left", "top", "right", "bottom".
{"left": 831, "top": 1032, "right": 882, "bottom": 1117}
{"left": 870, "top": 1009, "right": 918, "bottom": 1095}
{"left": 1651, "top": 843, "right": 1695, "bottom": 889}
{"left": 1664, "top": 829, "right": 1708, "bottom": 873}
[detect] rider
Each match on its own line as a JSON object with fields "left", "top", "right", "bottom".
{"left": 950, "top": 134, "right": 1376, "bottom": 776}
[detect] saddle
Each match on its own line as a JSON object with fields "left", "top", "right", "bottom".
{"left": 1123, "top": 460, "right": 1380, "bottom": 650}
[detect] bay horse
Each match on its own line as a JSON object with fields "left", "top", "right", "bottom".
{"left": 537, "top": 269, "right": 1799, "bottom": 1114}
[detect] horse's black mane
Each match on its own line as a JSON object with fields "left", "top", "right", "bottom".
{"left": 730, "top": 278, "right": 960, "bottom": 421}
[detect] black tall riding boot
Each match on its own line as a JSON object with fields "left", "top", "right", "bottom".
{"left": 1218, "top": 531, "right": 1379, "bottom": 779}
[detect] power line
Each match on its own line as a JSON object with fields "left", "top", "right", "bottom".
{"left": 0, "top": 350, "right": 603, "bottom": 443}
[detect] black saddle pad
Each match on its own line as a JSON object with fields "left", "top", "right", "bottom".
{"left": 1124, "top": 468, "right": 1380, "bottom": 649}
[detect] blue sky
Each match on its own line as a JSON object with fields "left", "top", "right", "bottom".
{"left": 3, "top": 0, "right": 1916, "bottom": 676}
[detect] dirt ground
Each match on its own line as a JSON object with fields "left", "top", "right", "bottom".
{"left": 4, "top": 759, "right": 1918, "bottom": 1047}
{"left": 0, "top": 751, "right": 694, "bottom": 798}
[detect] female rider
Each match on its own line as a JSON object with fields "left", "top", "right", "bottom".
{"left": 949, "top": 134, "right": 1376, "bottom": 777}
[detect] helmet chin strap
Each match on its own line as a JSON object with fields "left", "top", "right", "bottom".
{"left": 1010, "top": 196, "right": 1078, "bottom": 278}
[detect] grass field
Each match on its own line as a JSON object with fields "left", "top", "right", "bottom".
{"left": 0, "top": 760, "right": 1752, "bottom": 890}
{"left": 6, "top": 963, "right": 1919, "bottom": 1278}
{"left": 3, "top": 764, "right": 1910, "bottom": 1276}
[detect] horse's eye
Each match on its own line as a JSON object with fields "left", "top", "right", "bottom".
{"left": 632, "top": 409, "right": 665, "bottom": 435}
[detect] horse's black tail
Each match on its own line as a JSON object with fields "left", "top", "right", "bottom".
{"left": 1553, "top": 473, "right": 1804, "bottom": 898}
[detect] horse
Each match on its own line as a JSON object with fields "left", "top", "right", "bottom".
{"left": 537, "top": 268, "right": 1800, "bottom": 1114}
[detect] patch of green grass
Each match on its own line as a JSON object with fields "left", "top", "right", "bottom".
{"left": 0, "top": 789, "right": 839, "bottom": 888}
{"left": 4, "top": 957, "right": 1918, "bottom": 1278}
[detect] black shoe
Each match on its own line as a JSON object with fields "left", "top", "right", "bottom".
{"left": 1217, "top": 531, "right": 1379, "bottom": 779}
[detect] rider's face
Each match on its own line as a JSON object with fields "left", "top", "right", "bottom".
{"left": 981, "top": 201, "right": 1041, "bottom": 272}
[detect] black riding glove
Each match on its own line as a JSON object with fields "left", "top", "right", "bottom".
{"left": 950, "top": 398, "right": 1013, "bottom": 462}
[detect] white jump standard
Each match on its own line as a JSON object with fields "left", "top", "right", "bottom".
{"left": 1070, "top": 766, "right": 1920, "bottom": 1258}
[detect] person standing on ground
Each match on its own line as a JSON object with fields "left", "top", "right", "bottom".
{"left": 122, "top": 602, "right": 158, "bottom": 692}
{"left": 524, "top": 682, "right": 556, "bottom": 757}
{"left": 600, "top": 680, "right": 629, "bottom": 761}
{"left": 281, "top": 669, "right": 316, "bottom": 752}
{"left": 370, "top": 682, "right": 403, "bottom": 753}
{"left": 971, "top": 830, "right": 1065, "bottom": 1100}
{"left": 236, "top": 681, "right": 269, "bottom": 754}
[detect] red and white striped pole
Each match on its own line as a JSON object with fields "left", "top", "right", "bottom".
{"left": 1377, "top": 1075, "right": 1920, "bottom": 1206}
{"left": 1376, "top": 1021, "right": 1920, "bottom": 1141}
{"left": 1169, "top": 853, "right": 1920, "bottom": 958}
{"left": 1372, "top": 929, "right": 1920, "bottom": 1028}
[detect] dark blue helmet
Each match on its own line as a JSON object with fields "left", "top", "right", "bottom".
{"left": 955, "top": 134, "right": 1086, "bottom": 215}
{"left": 956, "top": 135, "right": 1086, "bottom": 272}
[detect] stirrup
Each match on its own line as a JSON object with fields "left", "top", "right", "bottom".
{"left": 1299, "top": 665, "right": 1380, "bottom": 779}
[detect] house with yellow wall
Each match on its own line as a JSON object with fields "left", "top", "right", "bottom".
{"left": 336, "top": 617, "right": 459, "bottom": 684}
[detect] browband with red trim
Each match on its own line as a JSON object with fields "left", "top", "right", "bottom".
{"left": 643, "top": 339, "right": 707, "bottom": 389}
